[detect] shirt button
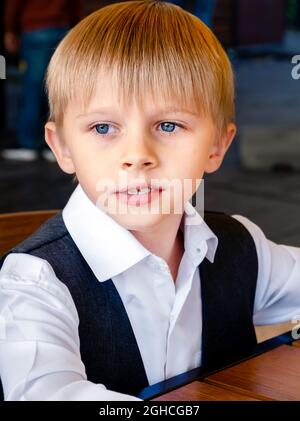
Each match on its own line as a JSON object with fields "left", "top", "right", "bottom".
{"left": 196, "top": 247, "right": 201, "bottom": 253}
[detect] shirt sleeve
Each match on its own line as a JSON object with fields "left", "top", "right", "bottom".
{"left": 232, "top": 214, "right": 300, "bottom": 326}
{"left": 0, "top": 253, "right": 142, "bottom": 401}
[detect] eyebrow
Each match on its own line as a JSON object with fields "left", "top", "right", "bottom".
{"left": 76, "top": 106, "right": 199, "bottom": 119}
{"left": 154, "top": 107, "right": 199, "bottom": 117}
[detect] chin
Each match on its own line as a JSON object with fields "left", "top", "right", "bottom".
{"left": 110, "top": 210, "right": 167, "bottom": 231}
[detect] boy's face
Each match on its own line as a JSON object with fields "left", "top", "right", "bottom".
{"left": 45, "top": 72, "right": 236, "bottom": 231}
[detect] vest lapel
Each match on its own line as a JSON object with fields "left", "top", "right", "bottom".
{"left": 200, "top": 211, "right": 258, "bottom": 372}
{"left": 100, "top": 279, "right": 149, "bottom": 394}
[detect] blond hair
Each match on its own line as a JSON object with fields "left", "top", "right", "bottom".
{"left": 45, "top": 0, "right": 235, "bottom": 138}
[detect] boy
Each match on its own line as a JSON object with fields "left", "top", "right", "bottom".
{"left": 1, "top": 0, "right": 300, "bottom": 401}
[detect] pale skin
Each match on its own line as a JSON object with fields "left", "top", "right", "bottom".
{"left": 45, "top": 72, "right": 236, "bottom": 282}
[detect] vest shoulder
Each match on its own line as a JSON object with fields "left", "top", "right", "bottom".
{"left": 4, "top": 211, "right": 68, "bottom": 256}
{"left": 204, "top": 210, "right": 249, "bottom": 233}
{"left": 203, "top": 210, "right": 257, "bottom": 260}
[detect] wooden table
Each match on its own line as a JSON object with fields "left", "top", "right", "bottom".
{"left": 138, "top": 333, "right": 300, "bottom": 401}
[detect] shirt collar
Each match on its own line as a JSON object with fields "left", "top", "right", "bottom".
{"left": 180, "top": 200, "right": 218, "bottom": 265}
{"left": 62, "top": 184, "right": 218, "bottom": 282}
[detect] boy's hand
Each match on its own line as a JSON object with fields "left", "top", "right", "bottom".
{"left": 4, "top": 32, "right": 20, "bottom": 54}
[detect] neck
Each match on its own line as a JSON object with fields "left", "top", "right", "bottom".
{"left": 130, "top": 213, "right": 185, "bottom": 282}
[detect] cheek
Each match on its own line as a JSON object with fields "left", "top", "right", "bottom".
{"left": 188, "top": 143, "right": 212, "bottom": 174}
{"left": 180, "top": 135, "right": 211, "bottom": 159}
{"left": 79, "top": 160, "right": 120, "bottom": 207}
{"left": 70, "top": 139, "right": 107, "bottom": 174}
{"left": 176, "top": 147, "right": 207, "bottom": 180}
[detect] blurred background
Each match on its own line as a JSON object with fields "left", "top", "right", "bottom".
{"left": 0, "top": 0, "right": 300, "bottom": 245}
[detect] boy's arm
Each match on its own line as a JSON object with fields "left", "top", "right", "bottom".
{"left": 232, "top": 214, "right": 300, "bottom": 326}
{"left": 0, "top": 253, "right": 142, "bottom": 401}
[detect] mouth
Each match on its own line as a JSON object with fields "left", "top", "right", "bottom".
{"left": 114, "top": 184, "right": 164, "bottom": 207}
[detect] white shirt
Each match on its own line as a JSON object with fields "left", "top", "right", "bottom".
{"left": 0, "top": 184, "right": 300, "bottom": 401}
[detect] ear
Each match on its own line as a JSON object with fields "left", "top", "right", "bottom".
{"left": 204, "top": 123, "right": 237, "bottom": 173}
{"left": 44, "top": 121, "right": 76, "bottom": 174}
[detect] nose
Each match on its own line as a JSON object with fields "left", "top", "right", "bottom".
{"left": 120, "top": 138, "right": 158, "bottom": 171}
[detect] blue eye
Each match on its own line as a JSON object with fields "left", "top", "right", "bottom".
{"left": 94, "top": 124, "right": 110, "bottom": 135}
{"left": 159, "top": 122, "right": 182, "bottom": 134}
{"left": 91, "top": 121, "right": 183, "bottom": 138}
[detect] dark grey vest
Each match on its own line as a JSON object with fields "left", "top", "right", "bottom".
{"left": 0, "top": 211, "right": 258, "bottom": 399}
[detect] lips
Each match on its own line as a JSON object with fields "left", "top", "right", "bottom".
{"left": 115, "top": 187, "right": 163, "bottom": 206}
{"left": 116, "top": 182, "right": 164, "bottom": 193}
{"left": 113, "top": 180, "right": 166, "bottom": 207}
